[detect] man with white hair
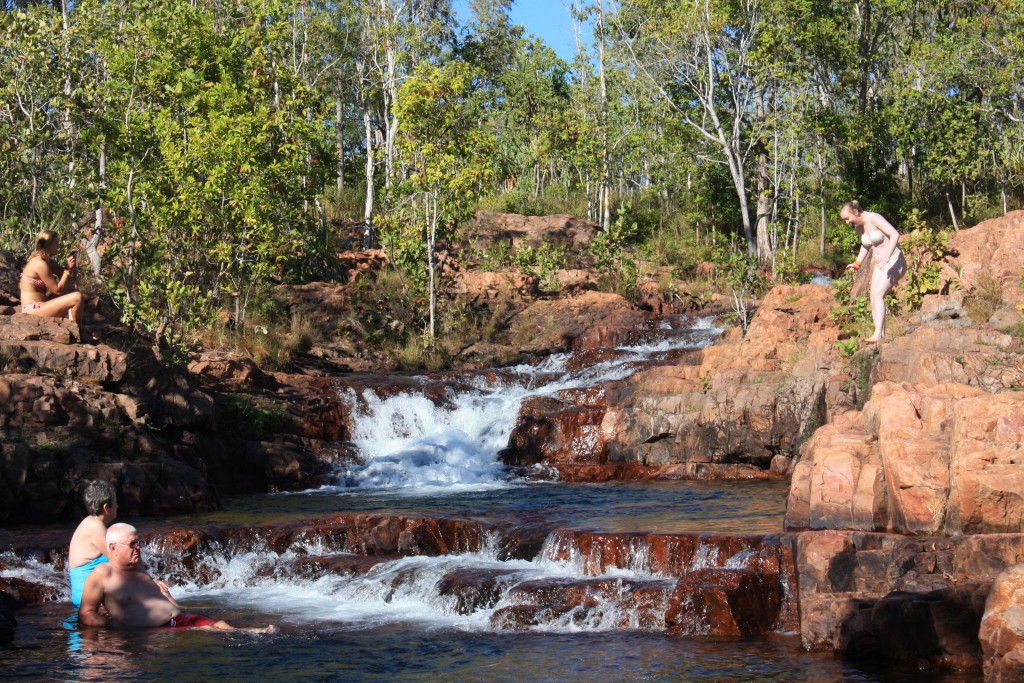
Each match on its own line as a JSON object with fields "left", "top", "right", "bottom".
{"left": 78, "top": 523, "right": 277, "bottom": 633}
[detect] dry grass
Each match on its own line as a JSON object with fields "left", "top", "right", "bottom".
{"left": 964, "top": 274, "right": 1004, "bottom": 324}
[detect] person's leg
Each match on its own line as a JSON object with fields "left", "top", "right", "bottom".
{"left": 24, "top": 291, "right": 83, "bottom": 321}
{"left": 866, "top": 269, "right": 891, "bottom": 342}
{"left": 198, "top": 620, "right": 279, "bottom": 634}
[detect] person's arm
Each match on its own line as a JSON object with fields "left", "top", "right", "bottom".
{"left": 154, "top": 579, "right": 183, "bottom": 609}
{"left": 78, "top": 570, "right": 107, "bottom": 627}
{"left": 31, "top": 257, "right": 73, "bottom": 295}
{"left": 847, "top": 244, "right": 869, "bottom": 272}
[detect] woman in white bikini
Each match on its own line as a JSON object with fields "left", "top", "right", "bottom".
{"left": 840, "top": 200, "right": 906, "bottom": 342}
{"left": 20, "top": 229, "right": 84, "bottom": 323}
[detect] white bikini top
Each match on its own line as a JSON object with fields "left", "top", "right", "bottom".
{"left": 861, "top": 230, "right": 885, "bottom": 247}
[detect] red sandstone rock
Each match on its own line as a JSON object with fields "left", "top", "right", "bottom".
{"left": 466, "top": 212, "right": 600, "bottom": 252}
{"left": 438, "top": 568, "right": 523, "bottom": 615}
{"left": 789, "top": 381, "right": 1024, "bottom": 536}
{"left": 509, "top": 290, "right": 637, "bottom": 355}
{"left": 502, "top": 397, "right": 608, "bottom": 468}
{"left": 0, "top": 313, "right": 80, "bottom": 344}
{"left": 665, "top": 568, "right": 783, "bottom": 637}
{"left": 450, "top": 270, "right": 539, "bottom": 305}
{"left": 947, "top": 210, "right": 1024, "bottom": 307}
{"left": 837, "top": 584, "right": 987, "bottom": 672}
{"left": 792, "top": 530, "right": 1024, "bottom": 653}
{"left": 873, "top": 326, "right": 1024, "bottom": 393}
{"left": 597, "top": 284, "right": 847, "bottom": 475}
{"left": 980, "top": 564, "right": 1024, "bottom": 682}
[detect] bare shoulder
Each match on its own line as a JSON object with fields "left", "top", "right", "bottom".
{"left": 90, "top": 563, "right": 114, "bottom": 580}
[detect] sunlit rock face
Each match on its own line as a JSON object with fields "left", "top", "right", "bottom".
{"left": 788, "top": 381, "right": 1024, "bottom": 536}
{"left": 502, "top": 284, "right": 854, "bottom": 481}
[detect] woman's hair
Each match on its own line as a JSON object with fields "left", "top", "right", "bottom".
{"left": 30, "top": 230, "right": 59, "bottom": 261}
{"left": 842, "top": 200, "right": 864, "bottom": 214}
{"left": 83, "top": 480, "right": 117, "bottom": 516}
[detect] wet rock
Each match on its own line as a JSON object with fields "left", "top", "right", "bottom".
{"left": 502, "top": 397, "right": 608, "bottom": 468}
{"left": 980, "top": 564, "right": 1024, "bottom": 683}
{"left": 836, "top": 583, "right": 987, "bottom": 673}
{"left": 793, "top": 530, "right": 1024, "bottom": 652}
{"left": 501, "top": 577, "right": 672, "bottom": 630}
{"left": 438, "top": 568, "right": 522, "bottom": 614}
{"left": 292, "top": 555, "right": 397, "bottom": 581}
{"left": 665, "top": 568, "right": 783, "bottom": 637}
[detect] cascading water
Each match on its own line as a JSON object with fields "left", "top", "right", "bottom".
{"left": 333, "top": 316, "right": 722, "bottom": 492}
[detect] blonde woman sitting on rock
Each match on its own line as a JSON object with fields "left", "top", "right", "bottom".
{"left": 20, "top": 229, "right": 84, "bottom": 324}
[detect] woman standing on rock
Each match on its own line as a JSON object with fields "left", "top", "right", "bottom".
{"left": 841, "top": 201, "right": 906, "bottom": 343}
{"left": 20, "top": 229, "right": 84, "bottom": 323}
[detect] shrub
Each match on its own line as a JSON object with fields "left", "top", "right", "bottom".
{"left": 221, "top": 394, "right": 285, "bottom": 438}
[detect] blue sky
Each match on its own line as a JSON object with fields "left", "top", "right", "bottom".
{"left": 453, "top": 0, "right": 583, "bottom": 62}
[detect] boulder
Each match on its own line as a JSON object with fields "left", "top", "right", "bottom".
{"left": 836, "top": 583, "right": 987, "bottom": 672}
{"left": 597, "top": 284, "right": 849, "bottom": 473}
{"left": 947, "top": 210, "right": 1024, "bottom": 308}
{"left": 980, "top": 564, "right": 1024, "bottom": 682}
{"left": 465, "top": 212, "right": 600, "bottom": 252}
{"left": 788, "top": 381, "right": 1024, "bottom": 536}
{"left": 450, "top": 270, "right": 539, "bottom": 306}
{"left": 792, "top": 530, "right": 1024, "bottom": 653}
{"left": 665, "top": 568, "right": 783, "bottom": 637}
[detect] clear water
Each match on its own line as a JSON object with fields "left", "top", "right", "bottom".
{"left": 2, "top": 603, "right": 981, "bottom": 682}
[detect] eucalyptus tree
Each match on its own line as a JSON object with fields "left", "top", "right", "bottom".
{"left": 395, "top": 60, "right": 496, "bottom": 339}
{"left": 614, "top": 0, "right": 785, "bottom": 257}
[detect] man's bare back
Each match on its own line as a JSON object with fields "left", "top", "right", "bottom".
{"left": 79, "top": 523, "right": 277, "bottom": 634}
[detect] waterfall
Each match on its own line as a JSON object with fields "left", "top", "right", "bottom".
{"left": 333, "top": 317, "right": 722, "bottom": 492}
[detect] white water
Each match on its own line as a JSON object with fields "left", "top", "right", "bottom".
{"left": 333, "top": 317, "right": 722, "bottom": 493}
{"left": 157, "top": 534, "right": 762, "bottom": 633}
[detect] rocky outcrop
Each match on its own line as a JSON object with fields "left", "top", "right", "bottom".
{"left": 947, "top": 209, "right": 1024, "bottom": 308}
{"left": 980, "top": 564, "right": 1024, "bottom": 682}
{"left": 787, "top": 381, "right": 1024, "bottom": 536}
{"left": 502, "top": 285, "right": 853, "bottom": 480}
{"left": 872, "top": 326, "right": 1024, "bottom": 393}
{"left": 450, "top": 270, "right": 539, "bottom": 306}
{"left": 791, "top": 530, "right": 1024, "bottom": 658}
{"left": 463, "top": 212, "right": 600, "bottom": 252}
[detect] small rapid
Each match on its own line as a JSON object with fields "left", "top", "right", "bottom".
{"left": 333, "top": 316, "right": 722, "bottom": 492}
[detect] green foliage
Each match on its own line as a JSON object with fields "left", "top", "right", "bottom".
{"left": 835, "top": 337, "right": 859, "bottom": 360}
{"left": 829, "top": 272, "right": 873, "bottom": 336}
{"left": 589, "top": 206, "right": 645, "bottom": 298}
{"left": 897, "top": 229, "right": 951, "bottom": 312}
{"left": 221, "top": 394, "right": 285, "bottom": 438}
{"left": 512, "top": 242, "right": 567, "bottom": 291}
{"left": 711, "top": 247, "right": 764, "bottom": 333}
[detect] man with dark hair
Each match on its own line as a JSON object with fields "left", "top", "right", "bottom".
{"left": 68, "top": 481, "right": 118, "bottom": 607}
{"left": 79, "top": 524, "right": 277, "bottom": 634}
